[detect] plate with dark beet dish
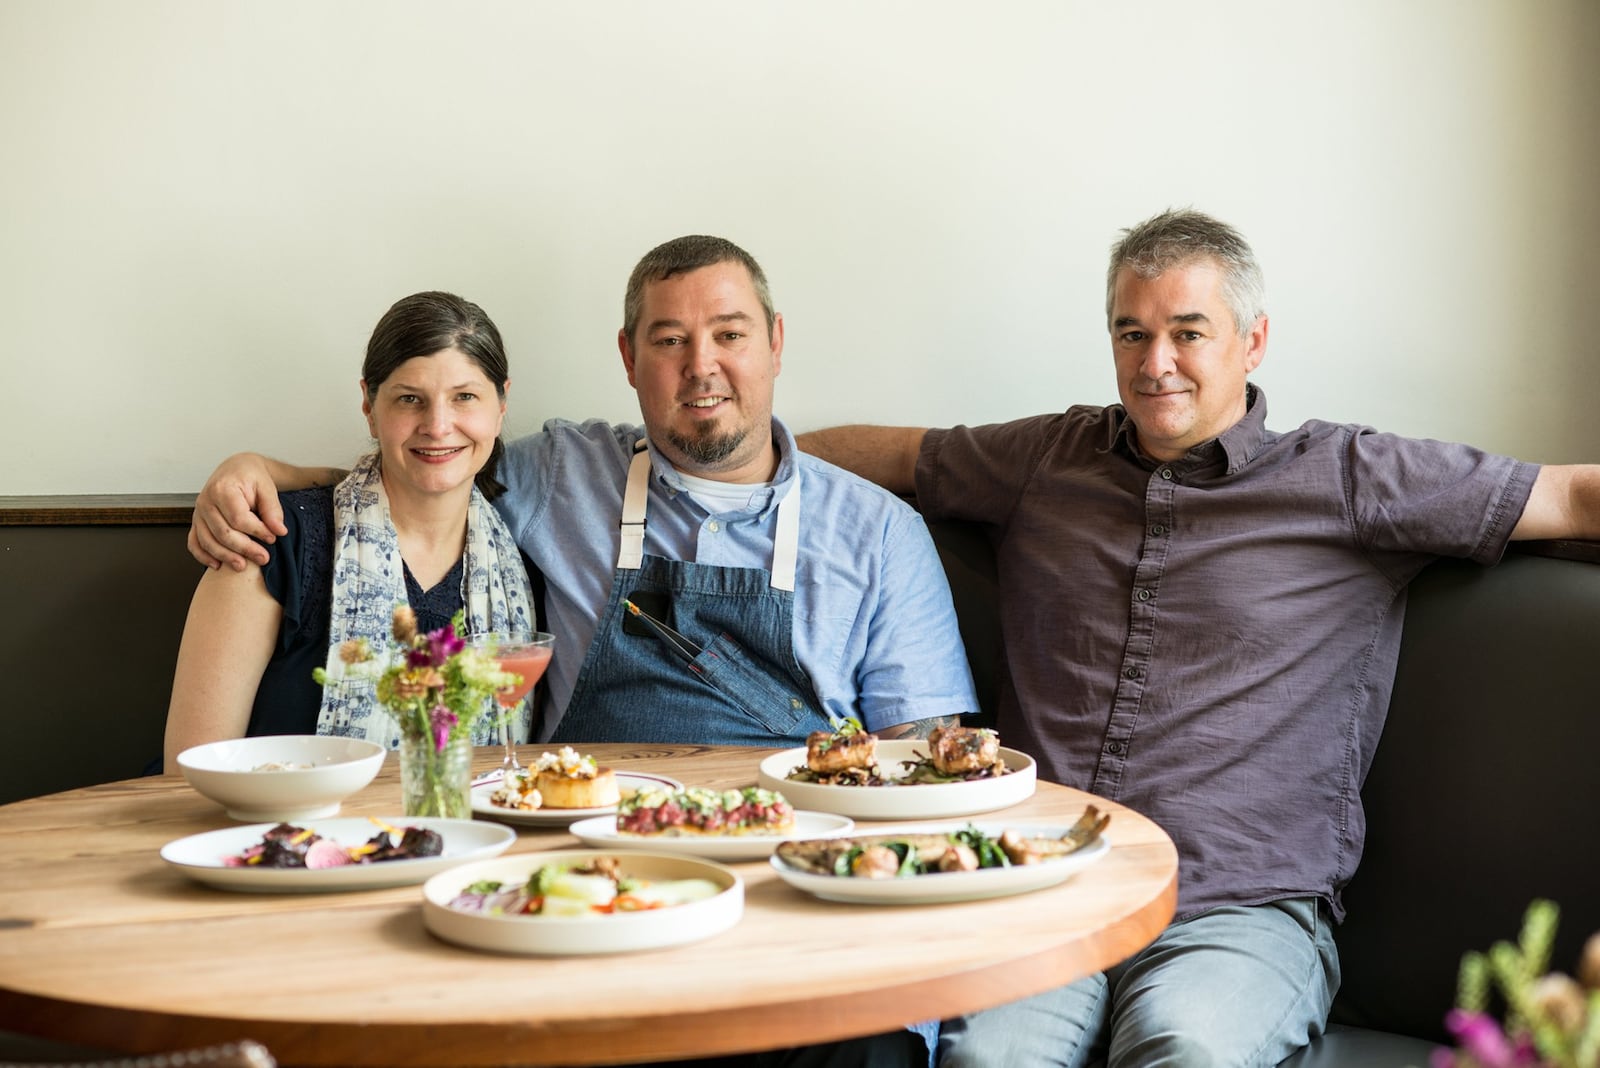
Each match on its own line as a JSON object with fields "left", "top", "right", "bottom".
{"left": 160, "top": 816, "right": 515, "bottom": 892}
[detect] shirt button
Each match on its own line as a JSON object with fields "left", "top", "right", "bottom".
{"left": 1124, "top": 666, "right": 1141, "bottom": 680}
{"left": 1135, "top": 588, "right": 1152, "bottom": 602}
{"left": 1149, "top": 524, "right": 1165, "bottom": 537}
{"left": 1160, "top": 468, "right": 1174, "bottom": 480}
{"left": 1106, "top": 741, "right": 1125, "bottom": 755}
{"left": 707, "top": 520, "right": 720, "bottom": 533}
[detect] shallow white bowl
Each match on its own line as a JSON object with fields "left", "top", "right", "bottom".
{"left": 177, "top": 736, "right": 387, "bottom": 822}
{"left": 422, "top": 850, "right": 743, "bottom": 956}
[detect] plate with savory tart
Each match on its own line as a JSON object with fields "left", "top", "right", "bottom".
{"left": 421, "top": 849, "right": 743, "bottom": 955}
{"left": 471, "top": 747, "right": 683, "bottom": 827}
{"left": 568, "top": 785, "right": 854, "bottom": 862}
{"left": 755, "top": 724, "right": 1036, "bottom": 819}
{"left": 769, "top": 810, "right": 1110, "bottom": 905}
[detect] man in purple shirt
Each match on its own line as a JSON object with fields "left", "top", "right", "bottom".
{"left": 800, "top": 208, "right": 1600, "bottom": 1067}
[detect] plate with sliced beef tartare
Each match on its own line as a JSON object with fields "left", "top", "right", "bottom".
{"left": 570, "top": 809, "right": 853, "bottom": 862}
{"left": 568, "top": 784, "right": 852, "bottom": 861}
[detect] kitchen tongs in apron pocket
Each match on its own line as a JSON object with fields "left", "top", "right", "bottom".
{"left": 622, "top": 597, "right": 702, "bottom": 664}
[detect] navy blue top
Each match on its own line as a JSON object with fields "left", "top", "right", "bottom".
{"left": 247, "top": 487, "right": 465, "bottom": 737}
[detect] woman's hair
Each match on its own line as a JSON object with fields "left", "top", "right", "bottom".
{"left": 362, "top": 291, "right": 510, "bottom": 500}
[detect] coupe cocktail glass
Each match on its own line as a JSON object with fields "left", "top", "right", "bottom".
{"left": 472, "top": 632, "right": 554, "bottom": 783}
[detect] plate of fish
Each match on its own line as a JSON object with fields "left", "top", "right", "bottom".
{"left": 769, "top": 809, "right": 1110, "bottom": 905}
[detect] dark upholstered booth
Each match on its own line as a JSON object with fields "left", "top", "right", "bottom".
{"left": 6, "top": 498, "right": 1597, "bottom": 1066}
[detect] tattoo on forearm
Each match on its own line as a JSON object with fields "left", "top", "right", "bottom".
{"left": 876, "top": 714, "right": 962, "bottom": 741}
{"left": 308, "top": 467, "right": 350, "bottom": 489}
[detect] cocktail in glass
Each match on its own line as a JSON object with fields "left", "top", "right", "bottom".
{"left": 472, "top": 632, "right": 554, "bottom": 783}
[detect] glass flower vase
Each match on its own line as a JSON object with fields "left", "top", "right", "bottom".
{"left": 399, "top": 733, "right": 472, "bottom": 819}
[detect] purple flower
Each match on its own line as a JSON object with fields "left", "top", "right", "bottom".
{"left": 1442, "top": 1010, "right": 1537, "bottom": 1067}
{"left": 429, "top": 705, "right": 458, "bottom": 752}
{"left": 427, "top": 626, "right": 465, "bottom": 666}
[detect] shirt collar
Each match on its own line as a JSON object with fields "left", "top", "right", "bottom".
{"left": 1109, "top": 383, "right": 1269, "bottom": 477}
{"left": 644, "top": 416, "right": 795, "bottom": 516}
{"left": 1216, "top": 384, "right": 1268, "bottom": 474}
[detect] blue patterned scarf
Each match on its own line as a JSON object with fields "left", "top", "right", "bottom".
{"left": 315, "top": 452, "right": 536, "bottom": 748}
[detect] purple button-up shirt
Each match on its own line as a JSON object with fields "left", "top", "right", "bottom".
{"left": 917, "top": 386, "right": 1537, "bottom": 920}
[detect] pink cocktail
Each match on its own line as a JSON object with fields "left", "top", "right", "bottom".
{"left": 472, "top": 632, "right": 555, "bottom": 783}
{"left": 492, "top": 643, "right": 553, "bottom": 707}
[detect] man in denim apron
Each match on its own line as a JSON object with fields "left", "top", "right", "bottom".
{"left": 502, "top": 236, "right": 976, "bottom": 753}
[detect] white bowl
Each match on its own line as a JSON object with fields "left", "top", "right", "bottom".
{"left": 176, "top": 736, "right": 387, "bottom": 822}
{"left": 422, "top": 850, "right": 743, "bottom": 956}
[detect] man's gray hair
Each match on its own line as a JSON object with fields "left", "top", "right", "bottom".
{"left": 623, "top": 235, "right": 775, "bottom": 345}
{"left": 1106, "top": 208, "right": 1266, "bottom": 338}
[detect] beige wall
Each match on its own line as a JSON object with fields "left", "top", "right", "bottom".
{"left": 2, "top": 0, "right": 1597, "bottom": 494}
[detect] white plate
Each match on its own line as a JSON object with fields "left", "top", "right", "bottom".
{"left": 756, "top": 740, "right": 1037, "bottom": 819}
{"left": 160, "top": 817, "right": 516, "bottom": 893}
{"left": 768, "top": 821, "right": 1111, "bottom": 905}
{"left": 567, "top": 810, "right": 855, "bottom": 862}
{"left": 421, "top": 849, "right": 743, "bottom": 956}
{"left": 470, "top": 772, "right": 684, "bottom": 827}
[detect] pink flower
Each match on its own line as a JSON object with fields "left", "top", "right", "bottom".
{"left": 427, "top": 626, "right": 464, "bottom": 666}
{"left": 429, "top": 705, "right": 458, "bottom": 752}
{"left": 1443, "top": 1010, "right": 1538, "bottom": 1067}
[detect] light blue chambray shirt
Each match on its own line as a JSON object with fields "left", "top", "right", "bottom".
{"left": 493, "top": 416, "right": 978, "bottom": 742}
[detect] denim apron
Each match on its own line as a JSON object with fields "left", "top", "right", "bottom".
{"left": 552, "top": 445, "right": 833, "bottom": 746}
{"left": 556, "top": 447, "right": 943, "bottom": 1062}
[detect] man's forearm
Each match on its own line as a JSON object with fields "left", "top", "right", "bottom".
{"left": 877, "top": 714, "right": 962, "bottom": 741}
{"left": 796, "top": 425, "right": 927, "bottom": 496}
{"left": 1511, "top": 464, "right": 1600, "bottom": 541}
{"left": 264, "top": 458, "right": 348, "bottom": 491}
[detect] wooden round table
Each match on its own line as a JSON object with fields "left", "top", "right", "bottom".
{"left": 0, "top": 743, "right": 1177, "bottom": 1066}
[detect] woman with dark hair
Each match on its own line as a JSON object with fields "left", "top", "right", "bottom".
{"left": 163, "top": 292, "right": 536, "bottom": 764}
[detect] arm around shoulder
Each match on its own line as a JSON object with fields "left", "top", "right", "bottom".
{"left": 189, "top": 453, "right": 348, "bottom": 571}
{"left": 1510, "top": 464, "right": 1600, "bottom": 541}
{"left": 796, "top": 425, "right": 927, "bottom": 496}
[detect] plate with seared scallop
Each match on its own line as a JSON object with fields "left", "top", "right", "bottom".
{"left": 755, "top": 726, "right": 1036, "bottom": 820}
{"left": 769, "top": 814, "right": 1110, "bottom": 905}
{"left": 471, "top": 771, "right": 684, "bottom": 827}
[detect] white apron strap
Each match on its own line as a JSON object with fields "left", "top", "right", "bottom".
{"left": 769, "top": 480, "right": 799, "bottom": 593}
{"left": 617, "top": 443, "right": 650, "bottom": 571}
{"left": 617, "top": 438, "right": 800, "bottom": 592}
